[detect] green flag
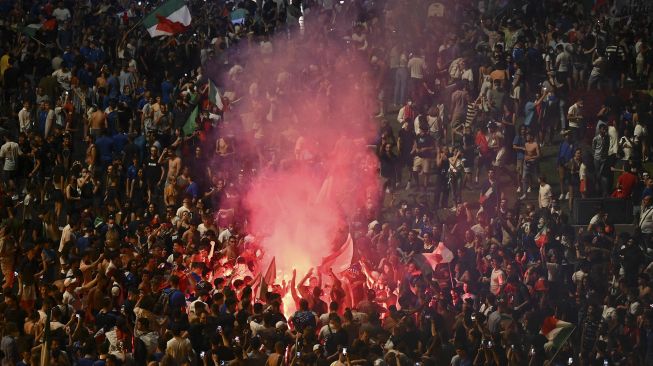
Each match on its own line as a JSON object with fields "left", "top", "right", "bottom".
{"left": 208, "top": 79, "right": 223, "bottom": 109}
{"left": 182, "top": 105, "right": 199, "bottom": 136}
{"left": 20, "top": 23, "right": 42, "bottom": 37}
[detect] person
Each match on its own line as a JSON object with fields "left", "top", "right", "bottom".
{"left": 411, "top": 125, "right": 435, "bottom": 191}
{"left": 538, "top": 175, "right": 553, "bottom": 210}
{"left": 520, "top": 132, "right": 540, "bottom": 199}
{"left": 557, "top": 131, "right": 575, "bottom": 200}
{"left": 612, "top": 162, "right": 637, "bottom": 199}
{"left": 567, "top": 97, "right": 584, "bottom": 142}
{"left": 0, "top": 134, "right": 22, "bottom": 190}
{"left": 593, "top": 124, "right": 610, "bottom": 197}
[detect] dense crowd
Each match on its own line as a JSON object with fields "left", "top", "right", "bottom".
{"left": 1, "top": 0, "right": 653, "bottom": 365}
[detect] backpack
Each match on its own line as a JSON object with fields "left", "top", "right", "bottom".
{"left": 154, "top": 288, "right": 174, "bottom": 315}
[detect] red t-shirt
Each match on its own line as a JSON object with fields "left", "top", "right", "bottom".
{"left": 617, "top": 172, "right": 637, "bottom": 198}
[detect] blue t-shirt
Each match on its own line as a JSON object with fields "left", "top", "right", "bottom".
{"left": 112, "top": 133, "right": 128, "bottom": 152}
{"left": 523, "top": 101, "right": 536, "bottom": 127}
{"left": 95, "top": 135, "right": 114, "bottom": 165}
{"left": 185, "top": 181, "right": 199, "bottom": 199}
{"left": 169, "top": 288, "right": 186, "bottom": 310}
{"left": 513, "top": 135, "right": 525, "bottom": 160}
{"left": 161, "top": 80, "right": 174, "bottom": 105}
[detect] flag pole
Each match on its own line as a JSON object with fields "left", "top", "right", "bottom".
{"left": 546, "top": 327, "right": 576, "bottom": 364}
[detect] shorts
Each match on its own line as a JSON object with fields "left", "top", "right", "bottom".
{"left": 516, "top": 159, "right": 524, "bottom": 175}
{"left": 413, "top": 157, "right": 432, "bottom": 173}
{"left": 52, "top": 189, "right": 64, "bottom": 203}
{"left": 2, "top": 170, "right": 16, "bottom": 182}
{"left": 511, "top": 85, "right": 522, "bottom": 100}
{"left": 20, "top": 284, "right": 36, "bottom": 302}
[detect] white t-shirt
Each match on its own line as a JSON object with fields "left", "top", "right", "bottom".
{"left": 608, "top": 125, "right": 618, "bottom": 156}
{"left": 539, "top": 183, "right": 552, "bottom": 209}
{"left": 0, "top": 141, "right": 21, "bottom": 171}
{"left": 52, "top": 7, "right": 71, "bottom": 22}
{"left": 407, "top": 56, "right": 426, "bottom": 79}
{"left": 490, "top": 268, "right": 505, "bottom": 295}
{"left": 52, "top": 69, "right": 72, "bottom": 90}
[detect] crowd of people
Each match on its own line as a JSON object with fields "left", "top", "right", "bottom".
{"left": 1, "top": 0, "right": 653, "bottom": 365}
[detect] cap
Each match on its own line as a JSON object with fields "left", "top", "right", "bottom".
{"left": 313, "top": 344, "right": 321, "bottom": 351}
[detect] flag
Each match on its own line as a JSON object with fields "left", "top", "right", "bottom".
{"left": 40, "top": 310, "right": 52, "bottom": 366}
{"left": 142, "top": 0, "right": 192, "bottom": 37}
{"left": 182, "top": 105, "right": 198, "bottom": 136}
{"left": 320, "top": 234, "right": 353, "bottom": 275}
{"left": 258, "top": 257, "right": 276, "bottom": 299}
{"left": 541, "top": 316, "right": 575, "bottom": 351}
{"left": 423, "top": 242, "right": 454, "bottom": 268}
{"left": 20, "top": 23, "right": 42, "bottom": 37}
{"left": 209, "top": 79, "right": 224, "bottom": 110}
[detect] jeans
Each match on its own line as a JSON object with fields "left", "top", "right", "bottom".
{"left": 559, "top": 99, "right": 567, "bottom": 131}
{"left": 394, "top": 67, "right": 408, "bottom": 106}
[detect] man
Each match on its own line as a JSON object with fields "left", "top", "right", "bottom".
{"left": 479, "top": 167, "right": 502, "bottom": 216}
{"left": 567, "top": 97, "right": 584, "bottom": 142}
{"left": 0, "top": 134, "right": 22, "bottom": 190}
{"left": 407, "top": 51, "right": 426, "bottom": 99}
{"left": 488, "top": 256, "right": 506, "bottom": 296}
{"left": 538, "top": 175, "right": 553, "bottom": 210}
{"left": 18, "top": 101, "right": 33, "bottom": 134}
{"left": 411, "top": 125, "right": 435, "bottom": 190}
{"left": 557, "top": 131, "right": 575, "bottom": 200}
{"left": 593, "top": 124, "right": 610, "bottom": 197}
{"left": 612, "top": 162, "right": 637, "bottom": 199}
{"left": 89, "top": 106, "right": 107, "bottom": 138}
{"left": 37, "top": 99, "right": 55, "bottom": 138}
{"left": 0, "top": 322, "right": 19, "bottom": 366}
{"left": 639, "top": 195, "right": 653, "bottom": 250}
{"left": 513, "top": 125, "right": 527, "bottom": 193}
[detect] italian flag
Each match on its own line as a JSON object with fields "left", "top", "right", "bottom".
{"left": 541, "top": 316, "right": 575, "bottom": 351}
{"left": 143, "top": 0, "right": 191, "bottom": 38}
{"left": 208, "top": 79, "right": 224, "bottom": 110}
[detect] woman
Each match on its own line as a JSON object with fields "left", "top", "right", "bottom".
{"left": 64, "top": 175, "right": 81, "bottom": 224}
{"left": 51, "top": 155, "right": 65, "bottom": 220}
{"left": 105, "top": 164, "right": 121, "bottom": 210}
{"left": 449, "top": 147, "right": 465, "bottom": 204}
{"left": 378, "top": 142, "right": 397, "bottom": 193}
{"left": 129, "top": 168, "right": 149, "bottom": 216}
{"left": 566, "top": 149, "right": 583, "bottom": 209}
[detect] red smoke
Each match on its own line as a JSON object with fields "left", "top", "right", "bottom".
{"left": 217, "top": 36, "right": 380, "bottom": 283}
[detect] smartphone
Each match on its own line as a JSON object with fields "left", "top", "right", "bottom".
{"left": 234, "top": 336, "right": 240, "bottom": 343}
{"left": 471, "top": 314, "right": 476, "bottom": 321}
{"left": 76, "top": 314, "right": 81, "bottom": 319}
{"left": 342, "top": 348, "right": 347, "bottom": 355}
{"left": 529, "top": 346, "right": 535, "bottom": 356}
{"left": 487, "top": 341, "right": 493, "bottom": 348}
{"left": 200, "top": 351, "right": 205, "bottom": 358}
{"left": 603, "top": 360, "right": 608, "bottom": 366}
{"left": 296, "top": 352, "right": 301, "bottom": 357}
{"left": 217, "top": 326, "right": 222, "bottom": 333}
{"left": 568, "top": 357, "right": 573, "bottom": 365}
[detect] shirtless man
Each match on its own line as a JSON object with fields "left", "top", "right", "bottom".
{"left": 520, "top": 133, "right": 541, "bottom": 198}
{"left": 88, "top": 107, "right": 107, "bottom": 138}
{"left": 160, "top": 148, "right": 182, "bottom": 184}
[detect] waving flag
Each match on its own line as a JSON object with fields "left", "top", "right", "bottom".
{"left": 209, "top": 79, "right": 224, "bottom": 110}
{"left": 182, "top": 105, "right": 198, "bottom": 136}
{"left": 258, "top": 257, "right": 276, "bottom": 299}
{"left": 143, "top": 0, "right": 191, "bottom": 37}
{"left": 541, "top": 316, "right": 575, "bottom": 352}
{"left": 320, "top": 234, "right": 353, "bottom": 275}
{"left": 423, "top": 242, "right": 454, "bottom": 268}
